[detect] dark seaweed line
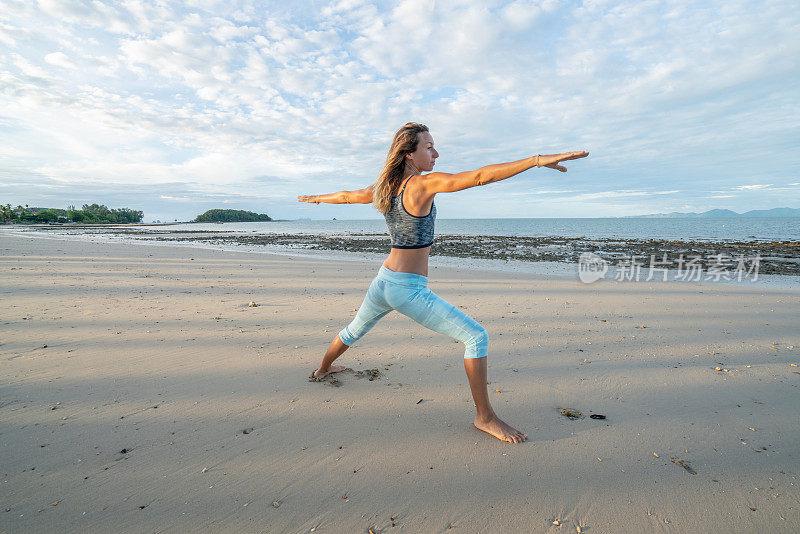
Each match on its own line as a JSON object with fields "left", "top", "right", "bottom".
{"left": 145, "top": 233, "right": 800, "bottom": 276}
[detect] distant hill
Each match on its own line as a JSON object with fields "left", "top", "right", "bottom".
{"left": 625, "top": 207, "right": 800, "bottom": 218}
{"left": 194, "top": 209, "right": 272, "bottom": 222}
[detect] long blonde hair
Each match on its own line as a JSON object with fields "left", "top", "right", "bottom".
{"left": 372, "top": 122, "right": 428, "bottom": 215}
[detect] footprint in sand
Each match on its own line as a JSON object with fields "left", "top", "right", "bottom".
{"left": 308, "top": 367, "right": 383, "bottom": 386}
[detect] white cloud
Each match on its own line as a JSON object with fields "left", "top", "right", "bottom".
{"left": 0, "top": 20, "right": 30, "bottom": 47}
{"left": 36, "top": 0, "right": 95, "bottom": 20}
{"left": 556, "top": 190, "right": 681, "bottom": 202}
{"left": 735, "top": 184, "right": 773, "bottom": 190}
{"left": 9, "top": 54, "right": 51, "bottom": 79}
{"left": 507, "top": 189, "right": 577, "bottom": 196}
{"left": 43, "top": 51, "right": 76, "bottom": 69}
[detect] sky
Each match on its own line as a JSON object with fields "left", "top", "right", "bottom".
{"left": 1, "top": 0, "right": 798, "bottom": 222}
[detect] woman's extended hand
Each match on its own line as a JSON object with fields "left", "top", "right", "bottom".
{"left": 539, "top": 151, "right": 589, "bottom": 172}
{"left": 297, "top": 195, "right": 320, "bottom": 204}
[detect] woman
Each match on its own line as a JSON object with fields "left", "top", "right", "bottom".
{"left": 298, "top": 122, "right": 588, "bottom": 443}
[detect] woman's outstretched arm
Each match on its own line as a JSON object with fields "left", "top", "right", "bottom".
{"left": 422, "top": 151, "right": 588, "bottom": 195}
{"left": 297, "top": 185, "right": 374, "bottom": 204}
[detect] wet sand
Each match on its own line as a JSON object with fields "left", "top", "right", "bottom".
{"left": 1, "top": 234, "right": 799, "bottom": 533}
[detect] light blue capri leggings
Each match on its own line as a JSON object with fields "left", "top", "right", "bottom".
{"left": 338, "top": 266, "right": 488, "bottom": 359}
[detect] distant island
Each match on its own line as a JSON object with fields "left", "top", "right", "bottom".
{"left": 0, "top": 203, "right": 143, "bottom": 223}
{"left": 625, "top": 207, "right": 800, "bottom": 218}
{"left": 194, "top": 209, "right": 272, "bottom": 222}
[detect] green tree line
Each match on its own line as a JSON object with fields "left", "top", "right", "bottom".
{"left": 194, "top": 209, "right": 272, "bottom": 222}
{"left": 0, "top": 203, "right": 143, "bottom": 224}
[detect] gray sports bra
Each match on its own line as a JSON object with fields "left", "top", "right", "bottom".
{"left": 384, "top": 175, "right": 436, "bottom": 249}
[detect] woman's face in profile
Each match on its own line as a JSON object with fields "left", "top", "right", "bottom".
{"left": 406, "top": 132, "right": 438, "bottom": 172}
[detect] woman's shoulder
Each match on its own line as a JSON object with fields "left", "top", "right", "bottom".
{"left": 406, "top": 173, "right": 437, "bottom": 189}
{"left": 394, "top": 173, "right": 436, "bottom": 199}
{"left": 408, "top": 173, "right": 437, "bottom": 197}
{"left": 401, "top": 175, "right": 437, "bottom": 213}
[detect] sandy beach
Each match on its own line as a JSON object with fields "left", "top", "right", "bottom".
{"left": 1, "top": 234, "right": 799, "bottom": 533}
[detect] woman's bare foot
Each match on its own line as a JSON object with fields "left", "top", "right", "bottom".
{"left": 310, "top": 364, "right": 347, "bottom": 381}
{"left": 474, "top": 415, "right": 528, "bottom": 443}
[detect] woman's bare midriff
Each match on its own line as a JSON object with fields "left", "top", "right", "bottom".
{"left": 382, "top": 247, "right": 430, "bottom": 277}
{"left": 381, "top": 175, "right": 433, "bottom": 277}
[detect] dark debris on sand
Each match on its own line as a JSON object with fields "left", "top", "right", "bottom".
{"left": 559, "top": 408, "right": 584, "bottom": 420}
{"left": 670, "top": 458, "right": 698, "bottom": 475}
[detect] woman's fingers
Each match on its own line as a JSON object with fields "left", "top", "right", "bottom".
{"left": 539, "top": 150, "right": 588, "bottom": 171}
{"left": 560, "top": 151, "right": 589, "bottom": 161}
{"left": 538, "top": 151, "right": 588, "bottom": 169}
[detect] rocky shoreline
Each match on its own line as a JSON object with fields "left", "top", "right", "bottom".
{"left": 225, "top": 234, "right": 800, "bottom": 275}
{"left": 22, "top": 226, "right": 797, "bottom": 276}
